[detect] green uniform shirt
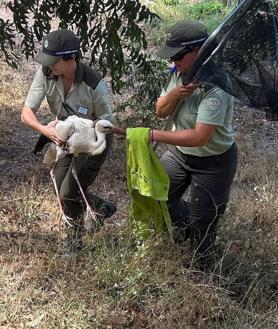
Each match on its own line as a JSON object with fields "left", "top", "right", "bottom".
{"left": 161, "top": 72, "right": 234, "bottom": 157}
{"left": 25, "top": 62, "right": 112, "bottom": 121}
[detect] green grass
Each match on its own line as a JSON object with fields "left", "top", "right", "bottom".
{"left": 0, "top": 124, "right": 277, "bottom": 328}
{"left": 144, "top": 0, "right": 237, "bottom": 53}
{"left": 0, "top": 1, "right": 278, "bottom": 326}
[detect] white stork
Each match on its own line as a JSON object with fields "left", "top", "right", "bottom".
{"left": 43, "top": 115, "right": 114, "bottom": 230}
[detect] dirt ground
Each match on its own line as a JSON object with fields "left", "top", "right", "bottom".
{"left": 1, "top": 72, "right": 278, "bottom": 250}
{"left": 1, "top": 56, "right": 278, "bottom": 229}
{"left": 1, "top": 4, "right": 277, "bottom": 328}
{"left": 0, "top": 58, "right": 278, "bottom": 329}
{"left": 0, "top": 105, "right": 129, "bottom": 227}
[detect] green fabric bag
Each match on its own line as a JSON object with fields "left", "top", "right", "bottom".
{"left": 126, "top": 127, "right": 172, "bottom": 240}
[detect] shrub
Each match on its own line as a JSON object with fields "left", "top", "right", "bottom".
{"left": 115, "top": 57, "right": 169, "bottom": 127}
{"left": 188, "top": 0, "right": 225, "bottom": 18}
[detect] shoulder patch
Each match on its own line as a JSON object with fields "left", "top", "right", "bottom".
{"left": 203, "top": 97, "right": 222, "bottom": 110}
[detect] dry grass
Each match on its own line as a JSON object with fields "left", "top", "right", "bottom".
{"left": 0, "top": 60, "right": 277, "bottom": 329}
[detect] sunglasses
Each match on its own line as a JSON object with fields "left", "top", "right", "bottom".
{"left": 170, "top": 48, "right": 192, "bottom": 61}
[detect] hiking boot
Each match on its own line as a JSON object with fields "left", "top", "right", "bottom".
{"left": 192, "top": 252, "right": 216, "bottom": 272}
{"left": 85, "top": 192, "right": 117, "bottom": 222}
{"left": 98, "top": 199, "right": 117, "bottom": 223}
{"left": 173, "top": 225, "right": 190, "bottom": 244}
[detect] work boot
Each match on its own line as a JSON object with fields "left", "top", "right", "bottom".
{"left": 173, "top": 224, "right": 190, "bottom": 244}
{"left": 85, "top": 192, "right": 117, "bottom": 224}
{"left": 191, "top": 251, "right": 216, "bottom": 272}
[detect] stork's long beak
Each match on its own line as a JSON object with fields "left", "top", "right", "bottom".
{"left": 112, "top": 127, "right": 126, "bottom": 136}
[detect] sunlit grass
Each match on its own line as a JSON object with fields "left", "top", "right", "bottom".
{"left": 0, "top": 2, "right": 277, "bottom": 328}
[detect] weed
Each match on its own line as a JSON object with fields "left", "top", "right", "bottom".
{"left": 0, "top": 2, "right": 277, "bottom": 328}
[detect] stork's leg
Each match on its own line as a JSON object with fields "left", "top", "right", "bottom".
{"left": 71, "top": 156, "right": 97, "bottom": 230}
{"left": 50, "top": 154, "right": 73, "bottom": 227}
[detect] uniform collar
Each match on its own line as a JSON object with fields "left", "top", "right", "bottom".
{"left": 75, "top": 61, "right": 84, "bottom": 83}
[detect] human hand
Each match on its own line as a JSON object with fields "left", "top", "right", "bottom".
{"left": 169, "top": 83, "right": 196, "bottom": 99}
{"left": 46, "top": 118, "right": 58, "bottom": 128}
{"left": 42, "top": 125, "right": 63, "bottom": 145}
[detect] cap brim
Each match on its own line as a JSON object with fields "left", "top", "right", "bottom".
{"left": 155, "top": 45, "right": 185, "bottom": 59}
{"left": 34, "top": 52, "right": 60, "bottom": 67}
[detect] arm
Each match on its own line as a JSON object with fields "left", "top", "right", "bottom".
{"left": 112, "top": 123, "right": 216, "bottom": 147}
{"left": 21, "top": 106, "right": 63, "bottom": 145}
{"left": 151, "top": 123, "right": 216, "bottom": 147}
{"left": 156, "top": 84, "right": 196, "bottom": 118}
{"left": 155, "top": 86, "right": 228, "bottom": 146}
{"left": 22, "top": 67, "right": 63, "bottom": 144}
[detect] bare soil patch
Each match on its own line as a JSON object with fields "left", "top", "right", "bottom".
{"left": 0, "top": 59, "right": 277, "bottom": 328}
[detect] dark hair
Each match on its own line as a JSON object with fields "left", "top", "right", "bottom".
{"left": 62, "top": 51, "right": 81, "bottom": 62}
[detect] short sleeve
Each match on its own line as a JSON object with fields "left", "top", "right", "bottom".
{"left": 196, "top": 88, "right": 230, "bottom": 126}
{"left": 24, "top": 67, "right": 46, "bottom": 112}
{"left": 160, "top": 72, "right": 181, "bottom": 97}
{"left": 91, "top": 80, "right": 112, "bottom": 121}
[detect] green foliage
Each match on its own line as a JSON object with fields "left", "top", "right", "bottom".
{"left": 0, "top": 18, "right": 19, "bottom": 67}
{"left": 187, "top": 0, "right": 225, "bottom": 18}
{"left": 115, "top": 57, "right": 169, "bottom": 126}
{"left": 153, "top": 0, "right": 232, "bottom": 30}
{"left": 0, "top": 0, "right": 159, "bottom": 93}
{"left": 159, "top": 0, "right": 180, "bottom": 5}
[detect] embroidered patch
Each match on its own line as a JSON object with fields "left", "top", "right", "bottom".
{"left": 78, "top": 106, "right": 88, "bottom": 115}
{"left": 204, "top": 97, "right": 221, "bottom": 110}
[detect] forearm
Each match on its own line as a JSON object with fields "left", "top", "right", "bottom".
{"left": 112, "top": 122, "right": 215, "bottom": 147}
{"left": 156, "top": 95, "right": 181, "bottom": 118}
{"left": 112, "top": 128, "right": 209, "bottom": 146}
{"left": 156, "top": 84, "right": 196, "bottom": 118}
{"left": 21, "top": 106, "right": 46, "bottom": 134}
{"left": 21, "top": 106, "right": 62, "bottom": 144}
{"left": 152, "top": 128, "right": 211, "bottom": 147}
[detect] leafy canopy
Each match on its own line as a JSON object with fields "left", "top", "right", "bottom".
{"left": 0, "top": 0, "right": 159, "bottom": 92}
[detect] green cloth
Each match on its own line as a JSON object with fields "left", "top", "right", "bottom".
{"left": 126, "top": 127, "right": 172, "bottom": 240}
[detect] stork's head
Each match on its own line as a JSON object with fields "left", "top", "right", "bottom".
{"left": 95, "top": 120, "right": 114, "bottom": 133}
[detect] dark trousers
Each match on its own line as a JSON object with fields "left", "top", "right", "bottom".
{"left": 53, "top": 134, "right": 112, "bottom": 225}
{"left": 160, "top": 143, "right": 238, "bottom": 254}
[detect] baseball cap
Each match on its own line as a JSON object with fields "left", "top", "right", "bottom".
{"left": 35, "top": 29, "right": 80, "bottom": 67}
{"left": 156, "top": 20, "right": 208, "bottom": 59}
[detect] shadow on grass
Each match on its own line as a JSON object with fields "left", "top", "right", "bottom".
{"left": 0, "top": 230, "right": 60, "bottom": 255}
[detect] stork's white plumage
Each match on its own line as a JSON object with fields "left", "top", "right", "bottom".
{"left": 44, "top": 115, "right": 114, "bottom": 229}
{"left": 66, "top": 118, "right": 113, "bottom": 157}
{"left": 43, "top": 119, "right": 75, "bottom": 166}
{"left": 44, "top": 116, "right": 113, "bottom": 166}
